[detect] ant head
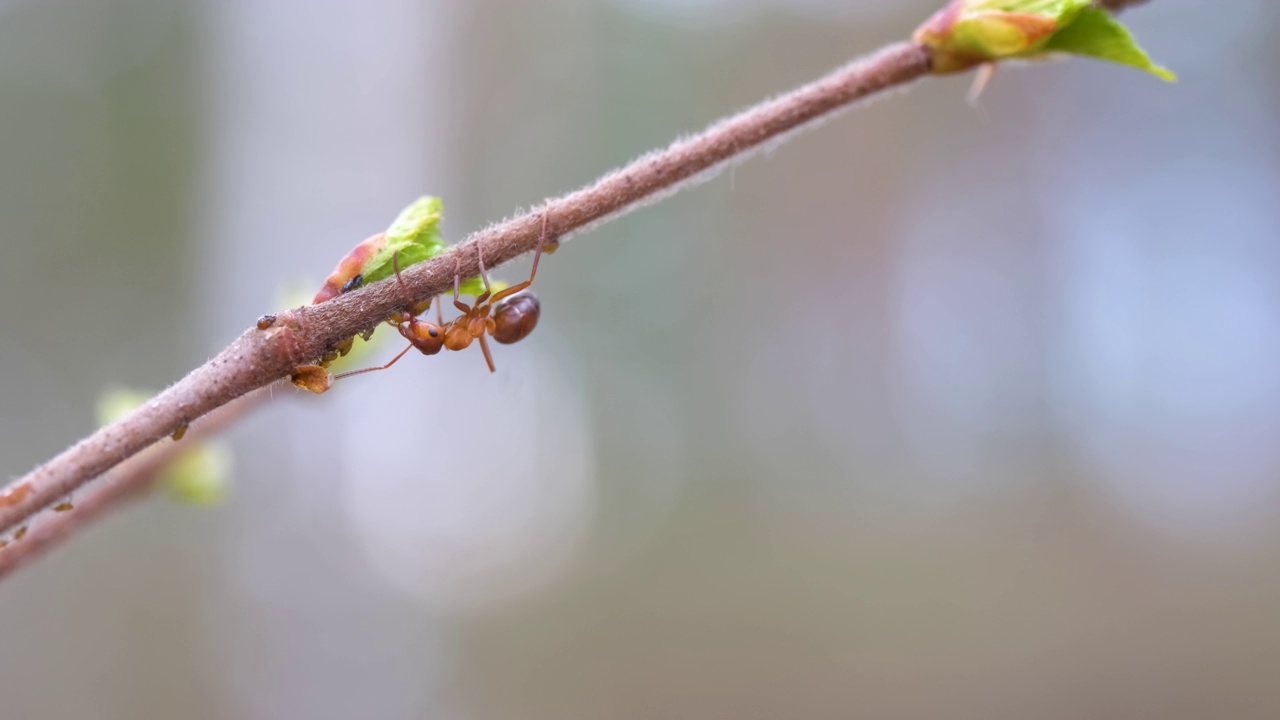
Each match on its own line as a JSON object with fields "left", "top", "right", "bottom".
{"left": 401, "top": 318, "right": 445, "bottom": 355}
{"left": 492, "top": 291, "right": 540, "bottom": 345}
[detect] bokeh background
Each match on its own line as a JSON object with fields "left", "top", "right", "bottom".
{"left": 3, "top": 0, "right": 1280, "bottom": 717}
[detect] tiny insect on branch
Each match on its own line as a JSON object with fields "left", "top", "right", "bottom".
{"left": 323, "top": 209, "right": 551, "bottom": 383}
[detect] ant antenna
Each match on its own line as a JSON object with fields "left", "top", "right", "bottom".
{"left": 532, "top": 211, "right": 548, "bottom": 277}
{"left": 333, "top": 343, "right": 415, "bottom": 381}
{"left": 477, "top": 243, "right": 493, "bottom": 299}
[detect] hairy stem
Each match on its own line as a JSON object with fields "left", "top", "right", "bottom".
{"left": 0, "top": 41, "right": 929, "bottom": 539}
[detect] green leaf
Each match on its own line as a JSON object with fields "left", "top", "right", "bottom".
{"left": 360, "top": 196, "right": 448, "bottom": 286}
{"left": 342, "top": 196, "right": 505, "bottom": 312}
{"left": 161, "top": 442, "right": 233, "bottom": 506}
{"left": 1042, "top": 6, "right": 1176, "bottom": 81}
{"left": 914, "top": 0, "right": 1173, "bottom": 81}
{"left": 385, "top": 195, "right": 444, "bottom": 245}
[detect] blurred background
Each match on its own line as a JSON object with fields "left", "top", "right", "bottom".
{"left": 2, "top": 0, "right": 1279, "bottom": 717}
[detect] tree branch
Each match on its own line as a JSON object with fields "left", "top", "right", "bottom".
{"left": 0, "top": 41, "right": 932, "bottom": 539}
{"left": 0, "top": 389, "right": 272, "bottom": 578}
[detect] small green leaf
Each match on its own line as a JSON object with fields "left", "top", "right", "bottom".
{"left": 1042, "top": 6, "right": 1175, "bottom": 81}
{"left": 914, "top": 0, "right": 1173, "bottom": 81}
{"left": 385, "top": 195, "right": 444, "bottom": 245}
{"left": 360, "top": 197, "right": 505, "bottom": 300}
{"left": 360, "top": 196, "right": 448, "bottom": 286}
{"left": 161, "top": 442, "right": 232, "bottom": 506}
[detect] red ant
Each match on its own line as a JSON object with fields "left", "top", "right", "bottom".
{"left": 336, "top": 213, "right": 550, "bottom": 379}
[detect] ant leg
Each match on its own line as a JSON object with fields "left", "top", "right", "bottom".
{"left": 478, "top": 334, "right": 497, "bottom": 373}
{"left": 392, "top": 249, "right": 414, "bottom": 307}
{"left": 333, "top": 343, "right": 414, "bottom": 380}
{"left": 490, "top": 211, "right": 549, "bottom": 305}
{"left": 474, "top": 243, "right": 492, "bottom": 305}
{"left": 452, "top": 257, "right": 472, "bottom": 315}
{"left": 435, "top": 294, "right": 444, "bottom": 325}
{"left": 394, "top": 250, "right": 436, "bottom": 319}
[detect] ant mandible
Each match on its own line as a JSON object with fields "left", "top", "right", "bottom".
{"left": 336, "top": 212, "right": 550, "bottom": 379}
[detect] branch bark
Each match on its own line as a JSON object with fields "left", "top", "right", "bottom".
{"left": 0, "top": 41, "right": 932, "bottom": 540}
{"left": 0, "top": 389, "right": 272, "bottom": 578}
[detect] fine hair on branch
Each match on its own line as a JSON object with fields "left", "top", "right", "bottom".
{"left": 0, "top": 42, "right": 930, "bottom": 546}
{"left": 0, "top": 0, "right": 1164, "bottom": 578}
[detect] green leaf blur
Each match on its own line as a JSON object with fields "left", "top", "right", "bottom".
{"left": 161, "top": 442, "right": 232, "bottom": 506}
{"left": 96, "top": 387, "right": 154, "bottom": 426}
{"left": 360, "top": 196, "right": 448, "bottom": 287}
{"left": 358, "top": 195, "right": 508, "bottom": 300}
{"left": 95, "top": 387, "right": 233, "bottom": 507}
{"left": 914, "top": 0, "right": 1174, "bottom": 81}
{"left": 1043, "top": 6, "right": 1176, "bottom": 81}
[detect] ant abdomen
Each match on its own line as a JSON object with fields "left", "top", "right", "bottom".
{"left": 492, "top": 291, "right": 540, "bottom": 345}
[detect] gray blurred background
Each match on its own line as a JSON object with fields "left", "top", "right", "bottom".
{"left": 3, "top": 0, "right": 1279, "bottom": 717}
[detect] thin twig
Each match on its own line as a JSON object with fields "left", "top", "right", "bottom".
{"left": 0, "top": 389, "right": 273, "bottom": 578}
{"left": 0, "top": 0, "right": 1166, "bottom": 573}
{"left": 0, "top": 41, "right": 931, "bottom": 538}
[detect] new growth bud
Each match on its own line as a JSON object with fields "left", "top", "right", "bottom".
{"left": 913, "top": 0, "right": 1174, "bottom": 81}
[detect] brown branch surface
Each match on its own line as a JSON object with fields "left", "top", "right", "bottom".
{"left": 0, "top": 41, "right": 932, "bottom": 538}
{"left": 0, "top": 390, "right": 271, "bottom": 578}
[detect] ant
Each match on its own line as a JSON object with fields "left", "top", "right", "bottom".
{"left": 336, "top": 213, "right": 550, "bottom": 379}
